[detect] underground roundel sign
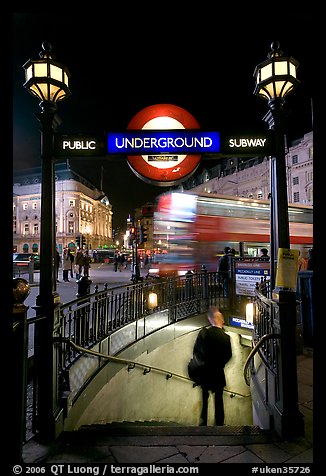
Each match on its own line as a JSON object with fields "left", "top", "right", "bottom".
{"left": 126, "top": 104, "right": 201, "bottom": 186}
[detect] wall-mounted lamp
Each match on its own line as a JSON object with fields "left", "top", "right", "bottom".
{"left": 246, "top": 302, "right": 254, "bottom": 324}
{"left": 148, "top": 292, "right": 158, "bottom": 309}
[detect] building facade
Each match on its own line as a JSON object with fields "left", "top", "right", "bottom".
{"left": 13, "top": 164, "right": 113, "bottom": 254}
{"left": 180, "top": 131, "right": 313, "bottom": 205}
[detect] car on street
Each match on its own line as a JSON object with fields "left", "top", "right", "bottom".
{"left": 13, "top": 253, "right": 41, "bottom": 270}
{"left": 92, "top": 249, "right": 115, "bottom": 263}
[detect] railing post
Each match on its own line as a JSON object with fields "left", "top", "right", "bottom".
{"left": 167, "top": 277, "right": 176, "bottom": 323}
{"left": 201, "top": 265, "right": 208, "bottom": 311}
{"left": 76, "top": 276, "right": 92, "bottom": 346}
{"left": 297, "top": 271, "right": 313, "bottom": 347}
{"left": 273, "top": 290, "right": 304, "bottom": 438}
{"left": 28, "top": 259, "right": 34, "bottom": 284}
{"left": 185, "top": 270, "right": 193, "bottom": 300}
{"left": 228, "top": 254, "right": 236, "bottom": 309}
{"left": 12, "top": 278, "right": 30, "bottom": 463}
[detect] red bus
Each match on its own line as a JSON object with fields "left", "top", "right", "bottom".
{"left": 149, "top": 191, "right": 313, "bottom": 277}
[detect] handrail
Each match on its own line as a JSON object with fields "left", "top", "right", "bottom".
{"left": 243, "top": 332, "right": 281, "bottom": 386}
{"left": 55, "top": 337, "right": 250, "bottom": 398}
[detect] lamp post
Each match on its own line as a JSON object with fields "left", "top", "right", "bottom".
{"left": 253, "top": 41, "right": 299, "bottom": 289}
{"left": 23, "top": 42, "right": 71, "bottom": 441}
{"left": 253, "top": 42, "right": 304, "bottom": 438}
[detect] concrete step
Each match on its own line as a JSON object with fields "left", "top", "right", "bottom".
{"left": 59, "top": 422, "right": 280, "bottom": 446}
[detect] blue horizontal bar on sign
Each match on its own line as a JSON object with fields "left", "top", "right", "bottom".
{"left": 230, "top": 317, "right": 254, "bottom": 330}
{"left": 107, "top": 130, "right": 221, "bottom": 155}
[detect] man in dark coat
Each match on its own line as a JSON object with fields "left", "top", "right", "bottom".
{"left": 193, "top": 306, "right": 232, "bottom": 426}
{"left": 217, "top": 247, "right": 232, "bottom": 296}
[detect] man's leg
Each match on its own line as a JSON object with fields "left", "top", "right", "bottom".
{"left": 214, "top": 386, "right": 225, "bottom": 425}
{"left": 199, "top": 387, "right": 209, "bottom": 426}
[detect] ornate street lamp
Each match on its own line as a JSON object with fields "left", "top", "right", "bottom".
{"left": 23, "top": 41, "right": 71, "bottom": 441}
{"left": 253, "top": 42, "right": 303, "bottom": 438}
{"left": 254, "top": 40, "right": 299, "bottom": 288}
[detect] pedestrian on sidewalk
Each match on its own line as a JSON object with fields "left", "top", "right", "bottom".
{"left": 74, "top": 248, "right": 84, "bottom": 280}
{"left": 217, "top": 246, "right": 232, "bottom": 296}
{"left": 69, "top": 248, "right": 75, "bottom": 278}
{"left": 62, "top": 247, "right": 71, "bottom": 282}
{"left": 118, "top": 252, "right": 126, "bottom": 272}
{"left": 113, "top": 251, "right": 119, "bottom": 272}
{"left": 83, "top": 249, "right": 91, "bottom": 277}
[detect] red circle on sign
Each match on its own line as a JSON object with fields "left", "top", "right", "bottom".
{"left": 127, "top": 104, "right": 201, "bottom": 186}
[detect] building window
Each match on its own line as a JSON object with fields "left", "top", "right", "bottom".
{"left": 293, "top": 176, "right": 299, "bottom": 185}
{"left": 307, "top": 171, "right": 313, "bottom": 182}
{"left": 24, "top": 223, "right": 29, "bottom": 234}
{"left": 68, "top": 221, "right": 74, "bottom": 233}
{"left": 32, "top": 202, "right": 37, "bottom": 209}
{"left": 309, "top": 146, "right": 313, "bottom": 159}
{"left": 69, "top": 199, "right": 75, "bottom": 207}
{"left": 293, "top": 192, "right": 300, "bottom": 202}
{"left": 23, "top": 203, "right": 28, "bottom": 210}
{"left": 33, "top": 223, "right": 39, "bottom": 234}
{"left": 292, "top": 155, "right": 298, "bottom": 165}
{"left": 307, "top": 188, "right": 313, "bottom": 202}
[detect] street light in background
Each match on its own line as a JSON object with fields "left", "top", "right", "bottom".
{"left": 253, "top": 42, "right": 304, "bottom": 438}
{"left": 23, "top": 41, "right": 71, "bottom": 441}
{"left": 253, "top": 40, "right": 299, "bottom": 289}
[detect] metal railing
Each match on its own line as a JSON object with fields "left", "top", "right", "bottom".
{"left": 243, "top": 332, "right": 281, "bottom": 386}
{"left": 57, "top": 336, "right": 251, "bottom": 403}
{"left": 52, "top": 271, "right": 226, "bottom": 369}
{"left": 246, "top": 277, "right": 306, "bottom": 439}
{"left": 252, "top": 279, "right": 279, "bottom": 373}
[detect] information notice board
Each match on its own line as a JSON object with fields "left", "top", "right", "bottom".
{"left": 235, "top": 260, "right": 270, "bottom": 296}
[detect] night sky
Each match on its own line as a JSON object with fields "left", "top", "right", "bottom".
{"left": 13, "top": 10, "right": 314, "bottom": 229}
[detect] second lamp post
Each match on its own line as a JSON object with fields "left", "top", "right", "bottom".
{"left": 23, "top": 41, "right": 71, "bottom": 441}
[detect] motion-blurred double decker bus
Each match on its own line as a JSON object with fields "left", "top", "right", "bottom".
{"left": 149, "top": 191, "right": 313, "bottom": 277}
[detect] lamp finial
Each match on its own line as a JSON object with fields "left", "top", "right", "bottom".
{"left": 268, "top": 41, "right": 283, "bottom": 58}
{"left": 39, "top": 41, "right": 53, "bottom": 59}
